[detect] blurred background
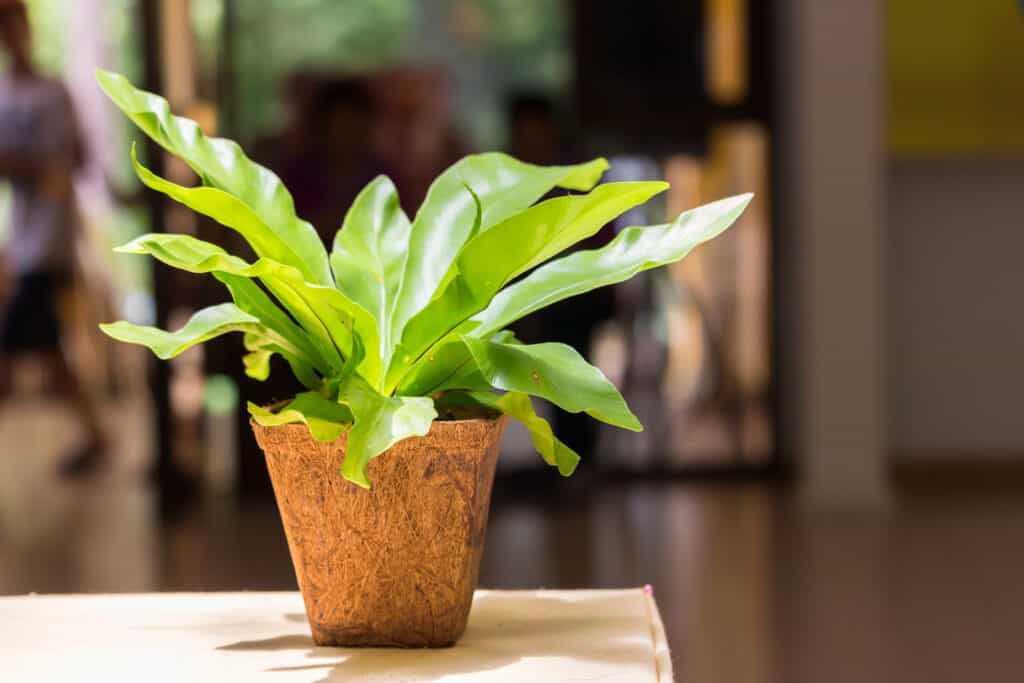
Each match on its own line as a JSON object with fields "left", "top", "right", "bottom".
{"left": 0, "top": 1, "right": 1021, "bottom": 680}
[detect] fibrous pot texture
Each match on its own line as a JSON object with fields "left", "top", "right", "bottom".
{"left": 252, "top": 415, "right": 507, "bottom": 647}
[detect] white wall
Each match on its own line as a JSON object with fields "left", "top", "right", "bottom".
{"left": 776, "top": 0, "right": 888, "bottom": 507}
{"left": 887, "top": 160, "right": 1024, "bottom": 460}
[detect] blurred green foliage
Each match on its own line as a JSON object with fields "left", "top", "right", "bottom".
{"left": 24, "top": 0, "right": 141, "bottom": 80}
{"left": 225, "top": 0, "right": 568, "bottom": 148}
{"left": 229, "top": 0, "right": 415, "bottom": 143}
{"left": 16, "top": 0, "right": 568, "bottom": 150}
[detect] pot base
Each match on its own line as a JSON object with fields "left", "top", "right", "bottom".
{"left": 308, "top": 620, "right": 456, "bottom": 649}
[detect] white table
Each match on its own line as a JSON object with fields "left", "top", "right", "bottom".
{"left": 0, "top": 589, "right": 672, "bottom": 682}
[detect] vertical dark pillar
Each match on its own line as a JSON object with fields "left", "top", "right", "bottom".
{"left": 217, "top": 0, "right": 237, "bottom": 136}
{"left": 139, "top": 0, "right": 194, "bottom": 509}
{"left": 218, "top": 0, "right": 276, "bottom": 498}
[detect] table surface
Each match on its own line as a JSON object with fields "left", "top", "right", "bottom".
{"left": 0, "top": 589, "right": 672, "bottom": 682}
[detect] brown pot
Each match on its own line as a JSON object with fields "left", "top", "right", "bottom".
{"left": 251, "top": 415, "right": 507, "bottom": 648}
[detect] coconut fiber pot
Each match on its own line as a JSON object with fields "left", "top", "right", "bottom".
{"left": 251, "top": 415, "right": 508, "bottom": 648}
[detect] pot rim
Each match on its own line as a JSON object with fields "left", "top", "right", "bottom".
{"left": 253, "top": 401, "right": 504, "bottom": 427}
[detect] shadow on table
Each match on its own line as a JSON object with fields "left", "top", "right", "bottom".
{"left": 218, "top": 592, "right": 653, "bottom": 682}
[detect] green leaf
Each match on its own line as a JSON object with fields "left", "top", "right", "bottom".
{"left": 125, "top": 151, "right": 384, "bottom": 379}
{"left": 243, "top": 353, "right": 273, "bottom": 381}
{"left": 284, "top": 357, "right": 323, "bottom": 391}
{"left": 123, "top": 229, "right": 345, "bottom": 373}
{"left": 120, "top": 228, "right": 382, "bottom": 383}
{"left": 336, "top": 374, "right": 436, "bottom": 488}
{"left": 440, "top": 391, "right": 580, "bottom": 475}
{"left": 99, "top": 303, "right": 266, "bottom": 359}
{"left": 388, "top": 153, "right": 608, "bottom": 360}
{"left": 214, "top": 272, "right": 326, "bottom": 376}
{"left": 396, "top": 329, "right": 519, "bottom": 397}
{"left": 248, "top": 392, "right": 354, "bottom": 442}
{"left": 397, "top": 337, "right": 490, "bottom": 396}
{"left": 489, "top": 329, "right": 520, "bottom": 345}
{"left": 462, "top": 181, "right": 668, "bottom": 285}
{"left": 96, "top": 70, "right": 332, "bottom": 286}
{"left": 461, "top": 336, "right": 641, "bottom": 431}
{"left": 470, "top": 193, "right": 753, "bottom": 338}
{"left": 392, "top": 181, "right": 668, "bottom": 379}
{"left": 321, "top": 325, "right": 366, "bottom": 400}
{"left": 242, "top": 344, "right": 274, "bottom": 381}
{"left": 428, "top": 183, "right": 484, "bottom": 298}
{"left": 330, "top": 176, "right": 410, "bottom": 374}
{"left": 241, "top": 332, "right": 321, "bottom": 390}
{"left": 118, "top": 230, "right": 329, "bottom": 377}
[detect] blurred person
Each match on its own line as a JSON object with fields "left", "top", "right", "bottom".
{"left": 507, "top": 92, "right": 561, "bottom": 166}
{"left": 303, "top": 77, "right": 385, "bottom": 240}
{"left": 250, "top": 71, "right": 319, "bottom": 220}
{"left": 0, "top": 0, "right": 107, "bottom": 475}
{"left": 258, "top": 75, "right": 385, "bottom": 242}
{"left": 250, "top": 71, "right": 318, "bottom": 171}
{"left": 372, "top": 66, "right": 469, "bottom": 212}
{"left": 505, "top": 92, "right": 614, "bottom": 462}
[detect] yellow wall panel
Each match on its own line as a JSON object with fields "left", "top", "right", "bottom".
{"left": 887, "top": 0, "right": 1024, "bottom": 156}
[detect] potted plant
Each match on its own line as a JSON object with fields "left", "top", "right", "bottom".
{"left": 96, "top": 70, "right": 751, "bottom": 647}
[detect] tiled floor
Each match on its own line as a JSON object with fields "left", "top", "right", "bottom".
{"left": 1, "top": 402, "right": 1023, "bottom": 682}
